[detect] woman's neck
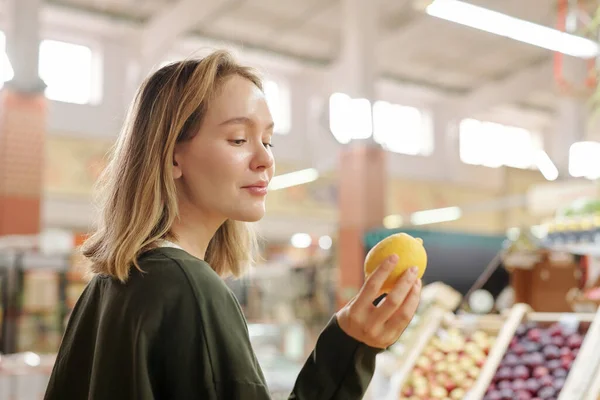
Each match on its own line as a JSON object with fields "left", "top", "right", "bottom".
{"left": 169, "top": 208, "right": 225, "bottom": 260}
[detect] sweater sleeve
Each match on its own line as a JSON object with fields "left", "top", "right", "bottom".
{"left": 289, "top": 316, "right": 383, "bottom": 400}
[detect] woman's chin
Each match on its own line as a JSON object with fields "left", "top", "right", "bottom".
{"left": 232, "top": 209, "right": 266, "bottom": 223}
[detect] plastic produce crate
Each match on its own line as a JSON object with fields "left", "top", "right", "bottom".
{"left": 469, "top": 305, "right": 600, "bottom": 400}
{"left": 390, "top": 305, "right": 524, "bottom": 400}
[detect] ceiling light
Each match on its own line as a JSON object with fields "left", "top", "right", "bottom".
{"left": 383, "top": 215, "right": 404, "bottom": 229}
{"left": 269, "top": 168, "right": 319, "bottom": 190}
{"left": 329, "top": 92, "right": 373, "bottom": 144}
{"left": 426, "top": 0, "right": 599, "bottom": 59}
{"left": 318, "top": 235, "right": 332, "bottom": 250}
{"left": 24, "top": 352, "right": 41, "bottom": 367}
{"left": 569, "top": 141, "right": 600, "bottom": 179}
{"left": 411, "top": 206, "right": 462, "bottom": 225}
{"left": 535, "top": 150, "right": 559, "bottom": 181}
{"left": 291, "top": 233, "right": 312, "bottom": 249}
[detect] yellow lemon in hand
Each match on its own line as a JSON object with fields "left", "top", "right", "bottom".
{"left": 364, "top": 233, "right": 427, "bottom": 293}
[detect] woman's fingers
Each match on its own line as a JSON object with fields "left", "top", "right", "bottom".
{"left": 366, "top": 267, "right": 419, "bottom": 329}
{"left": 382, "top": 280, "right": 422, "bottom": 343}
{"left": 353, "top": 254, "right": 398, "bottom": 312}
{"left": 335, "top": 254, "right": 423, "bottom": 350}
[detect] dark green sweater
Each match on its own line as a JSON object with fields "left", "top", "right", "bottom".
{"left": 44, "top": 247, "right": 381, "bottom": 399}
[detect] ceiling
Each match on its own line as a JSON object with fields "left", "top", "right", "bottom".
{"left": 45, "top": 0, "right": 597, "bottom": 114}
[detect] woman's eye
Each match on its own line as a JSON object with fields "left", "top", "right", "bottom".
{"left": 230, "top": 139, "right": 247, "bottom": 145}
{"left": 263, "top": 143, "right": 274, "bottom": 148}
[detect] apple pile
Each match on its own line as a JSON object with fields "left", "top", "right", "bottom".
{"left": 399, "top": 327, "right": 495, "bottom": 399}
{"left": 484, "top": 321, "right": 585, "bottom": 400}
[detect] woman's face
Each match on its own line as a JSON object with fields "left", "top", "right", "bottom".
{"left": 173, "top": 75, "right": 275, "bottom": 224}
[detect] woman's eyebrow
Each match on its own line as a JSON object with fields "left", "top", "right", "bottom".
{"left": 219, "top": 116, "right": 274, "bottom": 131}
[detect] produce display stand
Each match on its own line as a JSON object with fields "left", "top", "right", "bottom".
{"left": 388, "top": 303, "right": 600, "bottom": 399}
{"left": 468, "top": 305, "right": 600, "bottom": 399}
{"left": 388, "top": 304, "right": 526, "bottom": 400}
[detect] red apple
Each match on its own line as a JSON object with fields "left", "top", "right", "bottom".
{"left": 450, "top": 388, "right": 466, "bottom": 400}
{"left": 444, "top": 379, "right": 457, "bottom": 393}
{"left": 461, "top": 378, "right": 475, "bottom": 389}
{"left": 431, "top": 351, "right": 445, "bottom": 362}
{"left": 414, "top": 385, "right": 429, "bottom": 397}
{"left": 430, "top": 385, "right": 448, "bottom": 398}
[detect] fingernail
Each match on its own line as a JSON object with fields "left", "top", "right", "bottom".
{"left": 389, "top": 254, "right": 399, "bottom": 264}
{"left": 409, "top": 266, "right": 418, "bottom": 275}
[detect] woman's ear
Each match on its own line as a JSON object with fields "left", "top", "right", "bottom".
{"left": 172, "top": 149, "right": 183, "bottom": 180}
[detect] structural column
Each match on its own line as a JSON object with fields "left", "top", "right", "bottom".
{"left": 430, "top": 104, "right": 459, "bottom": 179}
{"left": 335, "top": 0, "right": 387, "bottom": 308}
{"left": 548, "top": 6, "right": 593, "bottom": 176}
{"left": 0, "top": 0, "right": 46, "bottom": 236}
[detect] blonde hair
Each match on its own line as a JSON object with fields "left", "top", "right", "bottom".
{"left": 82, "top": 50, "right": 261, "bottom": 282}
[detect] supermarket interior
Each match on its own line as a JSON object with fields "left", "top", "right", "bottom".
{"left": 2, "top": 0, "right": 600, "bottom": 399}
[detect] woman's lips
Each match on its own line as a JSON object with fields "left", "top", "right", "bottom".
{"left": 242, "top": 186, "right": 268, "bottom": 196}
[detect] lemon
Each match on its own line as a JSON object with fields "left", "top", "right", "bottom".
{"left": 364, "top": 232, "right": 427, "bottom": 293}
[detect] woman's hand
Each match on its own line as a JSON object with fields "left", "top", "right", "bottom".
{"left": 336, "top": 254, "right": 422, "bottom": 349}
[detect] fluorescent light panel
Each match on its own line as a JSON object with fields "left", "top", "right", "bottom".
{"left": 426, "top": 0, "right": 599, "bottom": 59}
{"left": 411, "top": 206, "right": 462, "bottom": 225}
{"left": 535, "top": 150, "right": 559, "bottom": 181}
{"left": 569, "top": 141, "right": 600, "bottom": 179}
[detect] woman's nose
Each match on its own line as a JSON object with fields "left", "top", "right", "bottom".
{"left": 250, "top": 143, "right": 274, "bottom": 171}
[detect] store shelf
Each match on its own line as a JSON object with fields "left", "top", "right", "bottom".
{"left": 544, "top": 243, "right": 600, "bottom": 257}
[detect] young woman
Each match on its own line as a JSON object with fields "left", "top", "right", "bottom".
{"left": 44, "top": 50, "right": 422, "bottom": 400}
